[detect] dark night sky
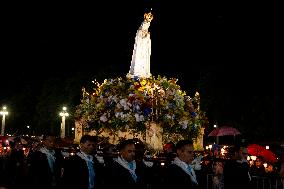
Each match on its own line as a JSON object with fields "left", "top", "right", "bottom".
{"left": 2, "top": 1, "right": 282, "bottom": 84}
{"left": 2, "top": 3, "right": 281, "bottom": 64}
{"left": 1, "top": 1, "right": 284, "bottom": 140}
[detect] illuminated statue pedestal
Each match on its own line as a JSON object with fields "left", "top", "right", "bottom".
{"left": 75, "top": 120, "right": 204, "bottom": 152}
{"left": 145, "top": 122, "right": 163, "bottom": 152}
{"left": 75, "top": 120, "right": 163, "bottom": 151}
{"left": 89, "top": 129, "right": 144, "bottom": 145}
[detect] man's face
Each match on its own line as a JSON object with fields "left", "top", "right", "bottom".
{"left": 43, "top": 136, "right": 55, "bottom": 150}
{"left": 255, "top": 158, "right": 263, "bottom": 167}
{"left": 120, "top": 144, "right": 135, "bottom": 162}
{"left": 80, "top": 140, "right": 96, "bottom": 155}
{"left": 15, "top": 142, "right": 23, "bottom": 150}
{"left": 177, "top": 144, "right": 194, "bottom": 164}
{"left": 239, "top": 147, "right": 248, "bottom": 160}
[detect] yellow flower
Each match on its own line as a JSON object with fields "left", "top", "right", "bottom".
{"left": 140, "top": 79, "right": 147, "bottom": 86}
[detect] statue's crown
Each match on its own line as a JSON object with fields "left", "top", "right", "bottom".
{"left": 144, "top": 9, "right": 153, "bottom": 22}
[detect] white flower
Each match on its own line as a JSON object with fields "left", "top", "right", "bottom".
{"left": 179, "top": 120, "right": 188, "bottom": 129}
{"left": 127, "top": 102, "right": 132, "bottom": 108}
{"left": 119, "top": 99, "right": 130, "bottom": 110}
{"left": 166, "top": 114, "right": 175, "bottom": 120}
{"left": 135, "top": 113, "right": 144, "bottom": 122}
{"left": 115, "top": 112, "right": 123, "bottom": 118}
{"left": 100, "top": 114, "right": 108, "bottom": 122}
{"left": 134, "top": 105, "right": 140, "bottom": 111}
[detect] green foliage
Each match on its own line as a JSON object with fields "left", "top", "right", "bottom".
{"left": 76, "top": 75, "right": 208, "bottom": 140}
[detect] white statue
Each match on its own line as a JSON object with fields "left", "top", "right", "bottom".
{"left": 127, "top": 10, "right": 153, "bottom": 79}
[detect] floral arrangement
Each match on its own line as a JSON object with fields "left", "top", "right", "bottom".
{"left": 75, "top": 75, "right": 208, "bottom": 141}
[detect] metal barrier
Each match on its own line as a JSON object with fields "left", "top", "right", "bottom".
{"left": 206, "top": 174, "right": 214, "bottom": 189}
{"left": 206, "top": 174, "right": 284, "bottom": 189}
{"left": 251, "top": 176, "right": 284, "bottom": 189}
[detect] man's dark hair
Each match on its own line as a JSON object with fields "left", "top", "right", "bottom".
{"left": 256, "top": 156, "right": 264, "bottom": 161}
{"left": 233, "top": 144, "right": 248, "bottom": 153}
{"left": 117, "top": 139, "right": 135, "bottom": 151}
{"left": 42, "top": 134, "right": 57, "bottom": 141}
{"left": 175, "top": 140, "right": 193, "bottom": 151}
{"left": 9, "top": 137, "right": 22, "bottom": 148}
{"left": 80, "top": 135, "right": 97, "bottom": 144}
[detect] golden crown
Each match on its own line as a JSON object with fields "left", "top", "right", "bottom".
{"left": 144, "top": 9, "right": 153, "bottom": 22}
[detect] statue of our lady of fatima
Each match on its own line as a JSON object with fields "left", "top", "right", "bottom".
{"left": 127, "top": 10, "right": 153, "bottom": 79}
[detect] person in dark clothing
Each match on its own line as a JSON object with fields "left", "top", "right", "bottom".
{"left": 101, "top": 143, "right": 117, "bottom": 167}
{"left": 62, "top": 135, "right": 105, "bottom": 189}
{"left": 27, "top": 135, "right": 64, "bottom": 189}
{"left": 162, "top": 139, "right": 199, "bottom": 189}
{"left": 4, "top": 138, "right": 28, "bottom": 189}
{"left": 197, "top": 156, "right": 214, "bottom": 189}
{"left": 104, "top": 139, "right": 148, "bottom": 189}
{"left": 250, "top": 156, "right": 266, "bottom": 176}
{"left": 223, "top": 145, "right": 251, "bottom": 189}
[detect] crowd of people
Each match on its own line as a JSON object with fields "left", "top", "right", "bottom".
{"left": 0, "top": 134, "right": 284, "bottom": 189}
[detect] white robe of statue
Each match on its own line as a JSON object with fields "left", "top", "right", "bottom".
{"left": 127, "top": 13, "right": 152, "bottom": 79}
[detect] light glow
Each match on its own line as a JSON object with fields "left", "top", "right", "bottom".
{"left": 0, "top": 106, "right": 8, "bottom": 115}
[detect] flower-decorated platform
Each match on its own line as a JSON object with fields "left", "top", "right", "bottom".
{"left": 75, "top": 76, "right": 208, "bottom": 151}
